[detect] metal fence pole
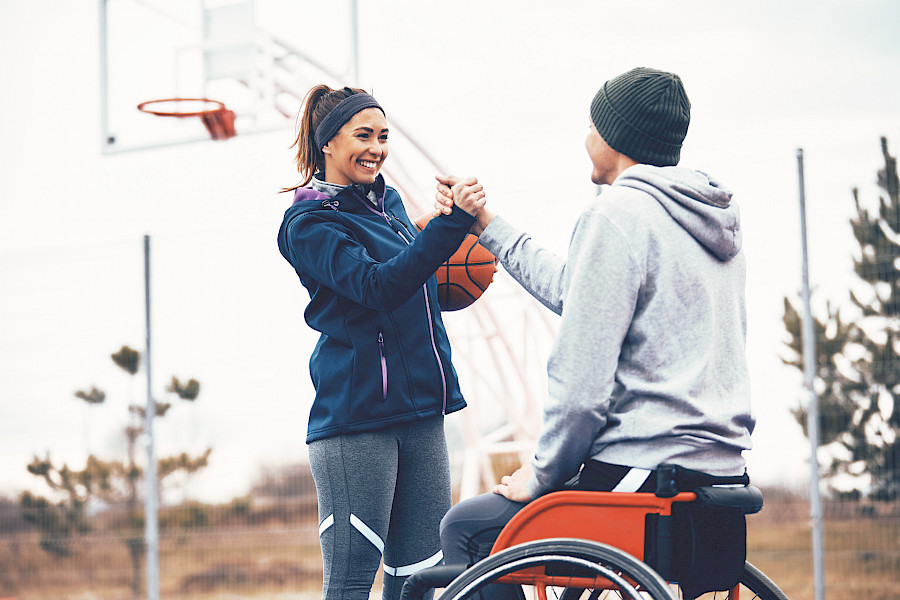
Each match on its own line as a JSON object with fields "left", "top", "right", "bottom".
{"left": 144, "top": 235, "right": 160, "bottom": 600}
{"left": 797, "top": 148, "right": 826, "bottom": 600}
{"left": 98, "top": 0, "right": 110, "bottom": 151}
{"left": 350, "top": 0, "right": 359, "bottom": 85}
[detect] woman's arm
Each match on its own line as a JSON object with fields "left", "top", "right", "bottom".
{"left": 285, "top": 206, "right": 475, "bottom": 312}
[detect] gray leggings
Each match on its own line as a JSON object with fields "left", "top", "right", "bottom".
{"left": 308, "top": 416, "right": 450, "bottom": 600}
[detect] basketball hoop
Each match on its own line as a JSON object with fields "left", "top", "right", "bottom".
{"left": 137, "top": 98, "right": 237, "bottom": 141}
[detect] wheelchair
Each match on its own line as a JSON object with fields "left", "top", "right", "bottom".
{"left": 401, "top": 465, "right": 789, "bottom": 600}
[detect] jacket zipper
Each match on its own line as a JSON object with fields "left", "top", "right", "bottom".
{"left": 390, "top": 210, "right": 416, "bottom": 238}
{"left": 355, "top": 191, "right": 449, "bottom": 414}
{"left": 378, "top": 332, "right": 388, "bottom": 400}
{"left": 419, "top": 283, "right": 448, "bottom": 415}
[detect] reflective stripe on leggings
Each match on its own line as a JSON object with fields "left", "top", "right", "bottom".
{"left": 318, "top": 514, "right": 334, "bottom": 536}
{"left": 383, "top": 549, "right": 443, "bottom": 577}
{"left": 350, "top": 513, "right": 385, "bottom": 553}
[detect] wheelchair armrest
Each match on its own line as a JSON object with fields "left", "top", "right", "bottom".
{"left": 399, "top": 564, "right": 467, "bottom": 600}
{"left": 655, "top": 464, "right": 751, "bottom": 497}
{"left": 693, "top": 485, "right": 763, "bottom": 514}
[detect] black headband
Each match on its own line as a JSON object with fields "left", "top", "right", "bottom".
{"left": 314, "top": 93, "right": 384, "bottom": 150}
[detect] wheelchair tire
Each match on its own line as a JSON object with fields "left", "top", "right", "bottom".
{"left": 438, "top": 538, "right": 677, "bottom": 600}
{"left": 734, "top": 562, "right": 790, "bottom": 600}
{"left": 554, "top": 561, "right": 789, "bottom": 600}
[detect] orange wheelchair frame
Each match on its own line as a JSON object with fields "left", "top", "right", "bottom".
{"left": 490, "top": 490, "right": 697, "bottom": 593}
{"left": 401, "top": 483, "right": 787, "bottom": 600}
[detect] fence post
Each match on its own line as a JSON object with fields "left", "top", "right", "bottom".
{"left": 144, "top": 235, "right": 160, "bottom": 600}
{"left": 796, "top": 148, "right": 826, "bottom": 600}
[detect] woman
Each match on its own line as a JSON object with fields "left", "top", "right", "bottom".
{"left": 276, "top": 85, "right": 485, "bottom": 600}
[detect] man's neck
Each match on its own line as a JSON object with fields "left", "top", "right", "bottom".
{"left": 610, "top": 155, "right": 640, "bottom": 184}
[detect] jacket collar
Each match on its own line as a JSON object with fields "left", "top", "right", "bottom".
{"left": 307, "top": 173, "right": 386, "bottom": 208}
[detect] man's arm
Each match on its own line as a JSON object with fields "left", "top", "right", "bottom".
{"left": 478, "top": 216, "right": 568, "bottom": 315}
{"left": 526, "top": 207, "right": 642, "bottom": 498}
{"left": 435, "top": 174, "right": 569, "bottom": 314}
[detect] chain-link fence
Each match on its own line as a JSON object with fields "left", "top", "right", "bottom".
{"left": 2, "top": 143, "right": 900, "bottom": 600}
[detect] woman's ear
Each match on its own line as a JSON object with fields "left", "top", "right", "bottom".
{"left": 321, "top": 143, "right": 332, "bottom": 156}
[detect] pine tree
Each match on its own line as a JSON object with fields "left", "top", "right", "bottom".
{"left": 783, "top": 137, "right": 900, "bottom": 500}
{"left": 21, "top": 346, "right": 210, "bottom": 599}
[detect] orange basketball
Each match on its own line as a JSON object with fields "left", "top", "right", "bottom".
{"left": 415, "top": 214, "right": 498, "bottom": 311}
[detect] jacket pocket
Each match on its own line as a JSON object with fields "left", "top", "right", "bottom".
{"left": 378, "top": 332, "right": 388, "bottom": 400}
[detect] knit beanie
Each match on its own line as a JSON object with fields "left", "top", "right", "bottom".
{"left": 590, "top": 67, "right": 691, "bottom": 167}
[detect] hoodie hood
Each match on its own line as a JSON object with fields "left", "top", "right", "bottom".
{"left": 277, "top": 187, "right": 331, "bottom": 265}
{"left": 614, "top": 164, "right": 741, "bottom": 261}
{"left": 292, "top": 186, "right": 332, "bottom": 205}
{"left": 277, "top": 175, "right": 388, "bottom": 264}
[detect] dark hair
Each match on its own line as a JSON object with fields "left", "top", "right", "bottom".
{"left": 284, "top": 85, "right": 368, "bottom": 191}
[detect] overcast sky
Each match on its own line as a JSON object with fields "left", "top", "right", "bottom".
{"left": 2, "top": 0, "right": 900, "bottom": 502}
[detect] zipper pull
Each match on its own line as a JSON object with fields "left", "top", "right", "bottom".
{"left": 387, "top": 213, "right": 414, "bottom": 242}
{"left": 378, "top": 333, "right": 388, "bottom": 400}
{"left": 322, "top": 199, "right": 340, "bottom": 210}
{"left": 390, "top": 211, "right": 414, "bottom": 237}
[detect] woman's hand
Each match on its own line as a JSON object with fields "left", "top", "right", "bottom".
{"left": 433, "top": 175, "right": 456, "bottom": 217}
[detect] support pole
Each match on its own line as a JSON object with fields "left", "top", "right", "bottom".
{"left": 797, "top": 148, "right": 826, "bottom": 600}
{"left": 350, "top": 0, "right": 359, "bottom": 85}
{"left": 144, "top": 235, "right": 160, "bottom": 600}
{"left": 99, "top": 0, "right": 111, "bottom": 151}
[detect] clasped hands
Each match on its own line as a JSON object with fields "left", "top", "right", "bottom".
{"left": 435, "top": 174, "right": 484, "bottom": 218}
{"left": 434, "top": 174, "right": 495, "bottom": 235}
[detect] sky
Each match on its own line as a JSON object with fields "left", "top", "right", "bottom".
{"left": 2, "top": 0, "right": 900, "bottom": 503}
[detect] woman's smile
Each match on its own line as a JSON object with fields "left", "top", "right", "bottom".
{"left": 323, "top": 108, "right": 390, "bottom": 186}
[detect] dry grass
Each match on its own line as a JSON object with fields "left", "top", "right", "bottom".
{"left": 0, "top": 528, "right": 324, "bottom": 600}
{"left": 746, "top": 499, "right": 900, "bottom": 600}
{"left": 2, "top": 494, "right": 898, "bottom": 600}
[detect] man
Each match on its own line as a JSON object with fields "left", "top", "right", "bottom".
{"left": 435, "top": 67, "right": 755, "bottom": 576}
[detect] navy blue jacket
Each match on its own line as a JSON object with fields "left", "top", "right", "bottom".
{"left": 277, "top": 175, "right": 472, "bottom": 443}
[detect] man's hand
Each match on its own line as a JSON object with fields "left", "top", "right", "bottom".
{"left": 435, "top": 174, "right": 497, "bottom": 235}
{"left": 493, "top": 461, "right": 535, "bottom": 502}
{"left": 449, "top": 176, "right": 486, "bottom": 217}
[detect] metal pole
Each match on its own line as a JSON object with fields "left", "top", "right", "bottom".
{"left": 350, "top": 0, "right": 359, "bottom": 85}
{"left": 797, "top": 148, "right": 826, "bottom": 600}
{"left": 144, "top": 235, "right": 160, "bottom": 600}
{"left": 99, "top": 0, "right": 111, "bottom": 151}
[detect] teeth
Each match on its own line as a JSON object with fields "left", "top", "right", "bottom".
{"left": 359, "top": 160, "right": 377, "bottom": 168}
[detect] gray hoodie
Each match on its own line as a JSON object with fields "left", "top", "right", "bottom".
{"left": 478, "top": 164, "right": 755, "bottom": 498}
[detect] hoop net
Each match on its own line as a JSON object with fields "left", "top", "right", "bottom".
{"left": 137, "top": 98, "right": 237, "bottom": 141}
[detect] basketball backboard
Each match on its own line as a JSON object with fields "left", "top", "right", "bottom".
{"left": 99, "top": 0, "right": 357, "bottom": 152}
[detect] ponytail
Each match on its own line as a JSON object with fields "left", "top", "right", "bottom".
{"left": 284, "top": 84, "right": 368, "bottom": 191}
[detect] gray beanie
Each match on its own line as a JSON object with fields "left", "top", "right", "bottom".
{"left": 590, "top": 67, "right": 691, "bottom": 167}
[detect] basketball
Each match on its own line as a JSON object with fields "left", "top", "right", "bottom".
{"left": 415, "top": 213, "right": 498, "bottom": 311}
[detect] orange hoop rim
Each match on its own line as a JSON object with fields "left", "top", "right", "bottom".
{"left": 137, "top": 97, "right": 227, "bottom": 118}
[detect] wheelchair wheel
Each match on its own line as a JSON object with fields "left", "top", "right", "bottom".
{"left": 726, "top": 562, "right": 789, "bottom": 600}
{"left": 665, "top": 562, "right": 788, "bottom": 600}
{"left": 438, "top": 538, "right": 677, "bottom": 600}
{"left": 548, "top": 561, "right": 788, "bottom": 600}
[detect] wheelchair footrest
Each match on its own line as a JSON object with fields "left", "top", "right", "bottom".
{"left": 399, "top": 564, "right": 467, "bottom": 600}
